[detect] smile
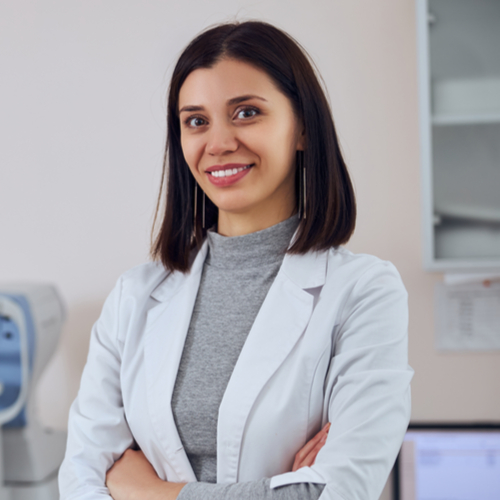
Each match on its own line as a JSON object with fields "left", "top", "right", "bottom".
{"left": 208, "top": 164, "right": 252, "bottom": 177}
{"left": 205, "top": 163, "right": 254, "bottom": 187}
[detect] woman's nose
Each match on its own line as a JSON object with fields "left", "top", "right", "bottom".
{"left": 205, "top": 121, "right": 238, "bottom": 156}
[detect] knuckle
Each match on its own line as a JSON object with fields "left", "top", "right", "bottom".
{"left": 106, "top": 468, "right": 115, "bottom": 483}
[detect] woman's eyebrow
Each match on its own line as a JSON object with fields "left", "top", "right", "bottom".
{"left": 179, "top": 95, "right": 268, "bottom": 114}
{"left": 226, "top": 94, "right": 268, "bottom": 106}
{"left": 179, "top": 105, "right": 204, "bottom": 114}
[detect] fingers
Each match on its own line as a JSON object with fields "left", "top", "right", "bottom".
{"left": 294, "top": 432, "right": 327, "bottom": 470}
{"left": 299, "top": 423, "right": 330, "bottom": 458}
{"left": 292, "top": 422, "right": 330, "bottom": 472}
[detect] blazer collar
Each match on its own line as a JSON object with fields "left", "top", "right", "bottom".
{"left": 280, "top": 249, "right": 328, "bottom": 290}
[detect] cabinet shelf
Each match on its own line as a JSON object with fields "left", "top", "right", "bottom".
{"left": 432, "top": 77, "right": 500, "bottom": 126}
{"left": 432, "top": 113, "right": 500, "bottom": 126}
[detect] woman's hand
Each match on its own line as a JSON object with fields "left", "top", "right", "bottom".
{"left": 106, "top": 449, "right": 185, "bottom": 500}
{"left": 292, "top": 422, "right": 330, "bottom": 472}
{"left": 105, "top": 424, "right": 330, "bottom": 498}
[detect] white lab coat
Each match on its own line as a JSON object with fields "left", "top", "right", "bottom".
{"left": 59, "top": 243, "right": 413, "bottom": 500}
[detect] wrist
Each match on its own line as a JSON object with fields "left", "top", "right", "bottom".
{"left": 161, "top": 481, "right": 186, "bottom": 500}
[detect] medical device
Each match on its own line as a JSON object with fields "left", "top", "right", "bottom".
{"left": 394, "top": 423, "right": 500, "bottom": 500}
{"left": 0, "top": 284, "right": 67, "bottom": 500}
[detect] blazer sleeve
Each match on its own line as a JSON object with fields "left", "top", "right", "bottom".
{"left": 58, "top": 276, "right": 135, "bottom": 500}
{"left": 270, "top": 259, "right": 413, "bottom": 500}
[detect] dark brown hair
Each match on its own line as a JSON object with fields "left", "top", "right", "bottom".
{"left": 151, "top": 21, "right": 356, "bottom": 272}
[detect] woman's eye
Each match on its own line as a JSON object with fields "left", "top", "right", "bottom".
{"left": 186, "top": 116, "right": 206, "bottom": 128}
{"left": 236, "top": 108, "right": 258, "bottom": 120}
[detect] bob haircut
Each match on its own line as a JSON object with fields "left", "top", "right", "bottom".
{"left": 152, "top": 21, "right": 356, "bottom": 273}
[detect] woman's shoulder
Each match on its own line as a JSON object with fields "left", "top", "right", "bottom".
{"left": 113, "top": 261, "right": 173, "bottom": 301}
{"left": 327, "top": 245, "right": 396, "bottom": 269}
{"left": 325, "top": 246, "right": 406, "bottom": 292}
{"left": 119, "top": 260, "right": 169, "bottom": 284}
{"left": 97, "top": 262, "right": 177, "bottom": 341}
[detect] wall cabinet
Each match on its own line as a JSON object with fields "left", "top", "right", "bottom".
{"left": 417, "top": 0, "right": 500, "bottom": 271}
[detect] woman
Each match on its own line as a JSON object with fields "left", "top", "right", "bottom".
{"left": 59, "top": 21, "right": 413, "bottom": 500}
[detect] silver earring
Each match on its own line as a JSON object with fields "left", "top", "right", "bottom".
{"left": 194, "top": 182, "right": 198, "bottom": 224}
{"left": 193, "top": 182, "right": 198, "bottom": 240}
{"left": 202, "top": 191, "right": 206, "bottom": 229}
{"left": 194, "top": 182, "right": 206, "bottom": 232}
{"left": 298, "top": 153, "right": 302, "bottom": 219}
{"left": 298, "top": 153, "right": 306, "bottom": 220}
{"left": 302, "top": 163, "right": 307, "bottom": 220}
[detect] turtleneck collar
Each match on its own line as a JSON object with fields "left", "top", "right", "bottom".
{"left": 206, "top": 216, "right": 300, "bottom": 270}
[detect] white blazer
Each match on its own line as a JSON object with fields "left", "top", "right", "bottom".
{"left": 59, "top": 243, "right": 413, "bottom": 500}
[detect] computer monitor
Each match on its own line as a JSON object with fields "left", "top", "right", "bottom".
{"left": 394, "top": 423, "right": 500, "bottom": 500}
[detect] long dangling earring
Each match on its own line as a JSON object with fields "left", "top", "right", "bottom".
{"left": 298, "top": 152, "right": 306, "bottom": 220}
{"left": 302, "top": 160, "right": 307, "bottom": 220}
{"left": 298, "top": 152, "right": 302, "bottom": 219}
{"left": 193, "top": 182, "right": 206, "bottom": 234}
{"left": 193, "top": 182, "right": 198, "bottom": 240}
{"left": 202, "top": 191, "right": 206, "bottom": 229}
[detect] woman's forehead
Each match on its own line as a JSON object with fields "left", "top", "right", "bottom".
{"left": 178, "top": 59, "right": 282, "bottom": 110}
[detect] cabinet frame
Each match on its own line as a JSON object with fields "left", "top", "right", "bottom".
{"left": 416, "top": 0, "right": 500, "bottom": 272}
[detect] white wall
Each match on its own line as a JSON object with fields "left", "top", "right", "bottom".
{"left": 1, "top": 0, "right": 499, "bottom": 496}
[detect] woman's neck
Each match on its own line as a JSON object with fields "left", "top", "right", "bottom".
{"left": 217, "top": 205, "right": 297, "bottom": 237}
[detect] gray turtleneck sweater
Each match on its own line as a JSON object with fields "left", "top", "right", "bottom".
{"left": 172, "top": 217, "right": 324, "bottom": 500}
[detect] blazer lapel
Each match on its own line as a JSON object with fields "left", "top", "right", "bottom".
{"left": 217, "top": 250, "right": 328, "bottom": 483}
{"left": 143, "top": 243, "right": 208, "bottom": 482}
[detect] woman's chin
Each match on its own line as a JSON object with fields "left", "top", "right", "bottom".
{"left": 212, "top": 199, "right": 257, "bottom": 217}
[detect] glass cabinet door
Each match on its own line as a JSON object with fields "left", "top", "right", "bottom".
{"left": 418, "top": 0, "right": 500, "bottom": 270}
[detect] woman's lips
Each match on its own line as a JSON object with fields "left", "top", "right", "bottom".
{"left": 205, "top": 163, "right": 253, "bottom": 187}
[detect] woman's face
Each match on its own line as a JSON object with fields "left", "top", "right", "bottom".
{"left": 178, "top": 58, "right": 304, "bottom": 234}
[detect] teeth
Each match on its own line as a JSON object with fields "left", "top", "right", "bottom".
{"left": 209, "top": 165, "right": 251, "bottom": 177}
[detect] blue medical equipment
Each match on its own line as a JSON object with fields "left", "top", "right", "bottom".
{"left": 0, "top": 284, "right": 67, "bottom": 500}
